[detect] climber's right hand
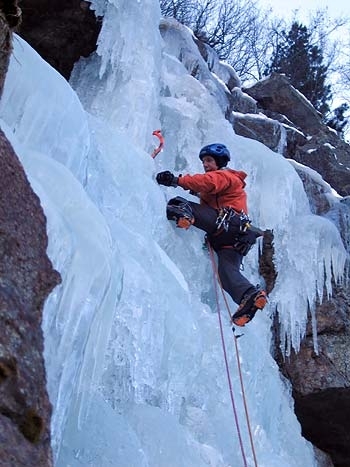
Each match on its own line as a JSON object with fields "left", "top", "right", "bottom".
{"left": 156, "top": 171, "right": 178, "bottom": 187}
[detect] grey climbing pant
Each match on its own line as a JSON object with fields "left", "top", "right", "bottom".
{"left": 167, "top": 198, "right": 255, "bottom": 304}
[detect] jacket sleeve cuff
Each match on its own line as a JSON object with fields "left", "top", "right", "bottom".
{"left": 171, "top": 176, "right": 179, "bottom": 187}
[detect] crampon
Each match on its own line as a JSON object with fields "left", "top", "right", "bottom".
{"left": 231, "top": 289, "right": 267, "bottom": 327}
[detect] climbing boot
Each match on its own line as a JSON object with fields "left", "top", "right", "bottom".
{"left": 167, "top": 197, "right": 195, "bottom": 229}
{"left": 177, "top": 216, "right": 194, "bottom": 229}
{"left": 232, "top": 289, "right": 267, "bottom": 327}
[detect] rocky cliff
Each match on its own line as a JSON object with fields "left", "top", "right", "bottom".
{"left": 17, "top": 0, "right": 101, "bottom": 80}
{"left": 0, "top": 3, "right": 61, "bottom": 466}
{"left": 1, "top": 3, "right": 349, "bottom": 467}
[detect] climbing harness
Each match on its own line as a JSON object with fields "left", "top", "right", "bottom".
{"left": 207, "top": 241, "right": 259, "bottom": 467}
{"left": 216, "top": 207, "right": 250, "bottom": 232}
{"left": 208, "top": 208, "right": 262, "bottom": 256}
{"left": 151, "top": 129, "right": 164, "bottom": 158}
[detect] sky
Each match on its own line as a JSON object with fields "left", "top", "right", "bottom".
{"left": 258, "top": 0, "right": 350, "bottom": 19}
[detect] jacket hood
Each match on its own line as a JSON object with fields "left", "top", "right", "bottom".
{"left": 224, "top": 168, "right": 247, "bottom": 182}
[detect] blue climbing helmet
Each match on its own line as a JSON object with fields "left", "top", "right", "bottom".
{"left": 199, "top": 143, "right": 230, "bottom": 168}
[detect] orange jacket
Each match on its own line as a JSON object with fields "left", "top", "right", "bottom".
{"left": 178, "top": 168, "right": 248, "bottom": 213}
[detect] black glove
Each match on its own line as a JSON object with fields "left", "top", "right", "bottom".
{"left": 156, "top": 171, "right": 177, "bottom": 187}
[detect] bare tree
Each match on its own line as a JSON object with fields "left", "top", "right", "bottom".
{"left": 333, "top": 31, "right": 350, "bottom": 139}
{"left": 226, "top": 6, "right": 281, "bottom": 81}
{"left": 339, "top": 41, "right": 350, "bottom": 87}
{"left": 159, "top": 0, "right": 350, "bottom": 95}
{"left": 191, "top": 0, "right": 217, "bottom": 36}
{"left": 159, "top": 0, "right": 275, "bottom": 82}
{"left": 159, "top": 0, "right": 196, "bottom": 25}
{"left": 198, "top": 0, "right": 259, "bottom": 59}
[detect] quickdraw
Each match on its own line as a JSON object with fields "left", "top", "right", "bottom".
{"left": 216, "top": 208, "right": 251, "bottom": 232}
{"left": 151, "top": 129, "right": 164, "bottom": 158}
{"left": 216, "top": 208, "right": 235, "bottom": 231}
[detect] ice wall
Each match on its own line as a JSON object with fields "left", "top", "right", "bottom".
{"left": 0, "top": 1, "right": 347, "bottom": 466}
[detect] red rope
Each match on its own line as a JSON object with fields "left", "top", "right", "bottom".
{"left": 208, "top": 243, "right": 259, "bottom": 467}
{"left": 231, "top": 324, "right": 259, "bottom": 467}
{"left": 208, "top": 244, "right": 248, "bottom": 467}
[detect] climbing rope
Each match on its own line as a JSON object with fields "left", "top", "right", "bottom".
{"left": 207, "top": 242, "right": 259, "bottom": 467}
{"left": 209, "top": 246, "right": 248, "bottom": 467}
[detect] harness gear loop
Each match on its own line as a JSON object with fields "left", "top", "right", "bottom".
{"left": 216, "top": 207, "right": 234, "bottom": 231}
{"left": 216, "top": 208, "right": 251, "bottom": 232}
{"left": 209, "top": 208, "right": 262, "bottom": 256}
{"left": 207, "top": 240, "right": 259, "bottom": 467}
{"left": 151, "top": 129, "right": 164, "bottom": 158}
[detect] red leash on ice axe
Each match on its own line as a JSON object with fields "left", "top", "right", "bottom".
{"left": 151, "top": 130, "right": 164, "bottom": 158}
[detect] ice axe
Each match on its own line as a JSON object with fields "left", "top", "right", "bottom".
{"left": 151, "top": 130, "right": 164, "bottom": 158}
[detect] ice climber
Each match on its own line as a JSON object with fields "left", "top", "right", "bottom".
{"left": 156, "top": 143, "right": 267, "bottom": 326}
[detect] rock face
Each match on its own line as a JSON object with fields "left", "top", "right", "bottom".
{"left": 258, "top": 229, "right": 278, "bottom": 295}
{"left": 0, "top": 1, "right": 20, "bottom": 96}
{"left": 244, "top": 72, "right": 350, "bottom": 197}
{"left": 0, "top": 128, "right": 61, "bottom": 466}
{"left": 17, "top": 0, "right": 101, "bottom": 80}
{"left": 275, "top": 284, "right": 350, "bottom": 467}
{"left": 232, "top": 112, "right": 284, "bottom": 153}
{"left": 0, "top": 3, "right": 61, "bottom": 465}
{"left": 271, "top": 167, "right": 350, "bottom": 467}
{"left": 244, "top": 72, "right": 323, "bottom": 135}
